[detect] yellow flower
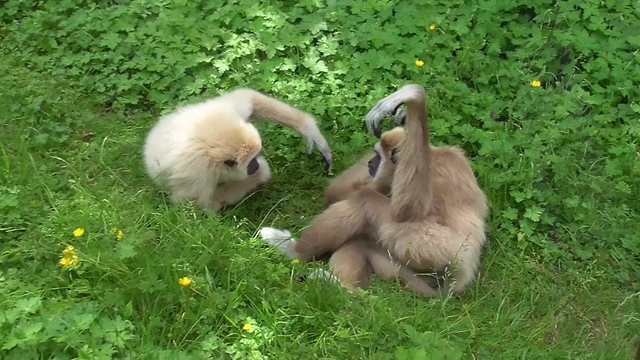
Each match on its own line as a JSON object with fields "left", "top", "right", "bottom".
{"left": 62, "top": 245, "right": 76, "bottom": 257}
{"left": 116, "top": 230, "right": 124, "bottom": 241}
{"left": 415, "top": 60, "right": 425, "bottom": 68}
{"left": 178, "top": 277, "right": 192, "bottom": 287}
{"left": 60, "top": 254, "right": 80, "bottom": 268}
{"left": 430, "top": 24, "right": 437, "bottom": 31}
{"left": 242, "top": 323, "right": 253, "bottom": 332}
{"left": 73, "top": 228, "right": 85, "bottom": 237}
{"left": 60, "top": 257, "right": 71, "bottom": 267}
{"left": 291, "top": 259, "right": 300, "bottom": 265}
{"left": 531, "top": 80, "right": 541, "bottom": 88}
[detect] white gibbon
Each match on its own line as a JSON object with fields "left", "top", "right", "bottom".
{"left": 143, "top": 88, "right": 333, "bottom": 211}
{"left": 260, "top": 84, "right": 489, "bottom": 297}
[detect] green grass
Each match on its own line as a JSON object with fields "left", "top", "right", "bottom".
{"left": 1, "top": 0, "right": 639, "bottom": 359}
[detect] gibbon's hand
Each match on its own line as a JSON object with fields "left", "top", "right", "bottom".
{"left": 365, "top": 84, "right": 424, "bottom": 137}
{"left": 303, "top": 123, "right": 333, "bottom": 172}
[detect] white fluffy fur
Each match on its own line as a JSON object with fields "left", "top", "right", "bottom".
{"left": 144, "top": 94, "right": 267, "bottom": 211}
{"left": 143, "top": 88, "right": 333, "bottom": 212}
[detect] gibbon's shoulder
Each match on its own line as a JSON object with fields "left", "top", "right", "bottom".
{"left": 150, "top": 96, "right": 255, "bottom": 140}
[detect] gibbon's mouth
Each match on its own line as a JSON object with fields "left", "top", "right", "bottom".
{"left": 247, "top": 157, "right": 260, "bottom": 175}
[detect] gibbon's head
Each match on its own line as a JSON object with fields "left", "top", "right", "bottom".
{"left": 192, "top": 115, "right": 263, "bottom": 181}
{"left": 368, "top": 127, "right": 404, "bottom": 185}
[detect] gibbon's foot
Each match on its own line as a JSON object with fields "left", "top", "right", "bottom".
{"left": 298, "top": 269, "right": 340, "bottom": 284}
{"left": 365, "top": 84, "right": 426, "bottom": 137}
{"left": 259, "top": 227, "right": 299, "bottom": 259}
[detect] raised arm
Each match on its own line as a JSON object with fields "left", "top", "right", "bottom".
{"left": 365, "top": 84, "right": 432, "bottom": 222}
{"left": 218, "top": 88, "right": 333, "bottom": 171}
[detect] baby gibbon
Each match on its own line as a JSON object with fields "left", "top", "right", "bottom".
{"left": 143, "top": 88, "right": 333, "bottom": 211}
{"left": 260, "top": 84, "right": 489, "bottom": 297}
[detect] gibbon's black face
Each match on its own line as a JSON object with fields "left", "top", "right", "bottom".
{"left": 246, "top": 156, "right": 260, "bottom": 175}
{"left": 368, "top": 153, "right": 381, "bottom": 177}
{"left": 368, "top": 149, "right": 399, "bottom": 178}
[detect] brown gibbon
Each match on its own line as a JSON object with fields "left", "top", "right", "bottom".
{"left": 260, "top": 84, "right": 489, "bottom": 297}
{"left": 143, "top": 88, "right": 333, "bottom": 211}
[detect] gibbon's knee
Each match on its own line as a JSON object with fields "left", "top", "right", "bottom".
{"left": 448, "top": 249, "right": 482, "bottom": 294}
{"left": 329, "top": 240, "right": 373, "bottom": 290}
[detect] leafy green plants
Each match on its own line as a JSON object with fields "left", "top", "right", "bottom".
{"left": 0, "top": 0, "right": 638, "bottom": 358}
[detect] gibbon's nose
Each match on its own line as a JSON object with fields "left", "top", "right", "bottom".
{"left": 247, "top": 157, "right": 260, "bottom": 175}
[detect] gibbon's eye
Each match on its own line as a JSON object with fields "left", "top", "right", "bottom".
{"left": 224, "top": 160, "right": 237, "bottom": 167}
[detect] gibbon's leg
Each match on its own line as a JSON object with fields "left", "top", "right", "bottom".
{"left": 214, "top": 156, "right": 271, "bottom": 209}
{"left": 294, "top": 187, "right": 392, "bottom": 261}
{"left": 219, "top": 89, "right": 333, "bottom": 171}
{"left": 327, "top": 238, "right": 374, "bottom": 290}
{"left": 324, "top": 237, "right": 442, "bottom": 297}
{"left": 366, "top": 246, "right": 443, "bottom": 297}
{"left": 297, "top": 186, "right": 449, "bottom": 297}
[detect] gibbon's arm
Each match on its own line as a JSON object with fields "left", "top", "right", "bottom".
{"left": 220, "top": 88, "right": 333, "bottom": 171}
{"left": 365, "top": 84, "right": 432, "bottom": 222}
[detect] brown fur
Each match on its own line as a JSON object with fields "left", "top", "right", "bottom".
{"left": 293, "top": 84, "right": 489, "bottom": 297}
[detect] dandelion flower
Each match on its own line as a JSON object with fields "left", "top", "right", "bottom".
{"left": 117, "top": 230, "right": 124, "bottom": 241}
{"left": 531, "top": 80, "right": 541, "bottom": 88}
{"left": 430, "top": 24, "right": 437, "bottom": 31}
{"left": 292, "top": 259, "right": 300, "bottom": 265}
{"left": 243, "top": 323, "right": 253, "bottom": 332}
{"left": 178, "top": 277, "right": 192, "bottom": 287}
{"left": 73, "top": 228, "right": 85, "bottom": 237}
{"left": 415, "top": 60, "right": 425, "bottom": 68}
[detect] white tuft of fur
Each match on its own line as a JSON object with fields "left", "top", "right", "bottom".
{"left": 258, "top": 227, "right": 298, "bottom": 259}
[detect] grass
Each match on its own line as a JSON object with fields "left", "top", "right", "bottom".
{"left": 1, "top": 0, "right": 639, "bottom": 359}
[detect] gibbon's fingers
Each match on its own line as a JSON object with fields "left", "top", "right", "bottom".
{"left": 393, "top": 107, "right": 407, "bottom": 126}
{"left": 259, "top": 227, "right": 299, "bottom": 259}
{"left": 365, "top": 85, "right": 426, "bottom": 137}
{"left": 303, "top": 127, "right": 333, "bottom": 172}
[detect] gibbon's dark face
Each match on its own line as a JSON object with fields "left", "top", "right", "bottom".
{"left": 368, "top": 149, "right": 399, "bottom": 178}
{"left": 368, "top": 153, "right": 381, "bottom": 178}
{"left": 246, "top": 156, "right": 260, "bottom": 175}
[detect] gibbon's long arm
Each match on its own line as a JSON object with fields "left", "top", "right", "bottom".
{"left": 365, "top": 84, "right": 432, "bottom": 222}
{"left": 220, "top": 88, "right": 333, "bottom": 171}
